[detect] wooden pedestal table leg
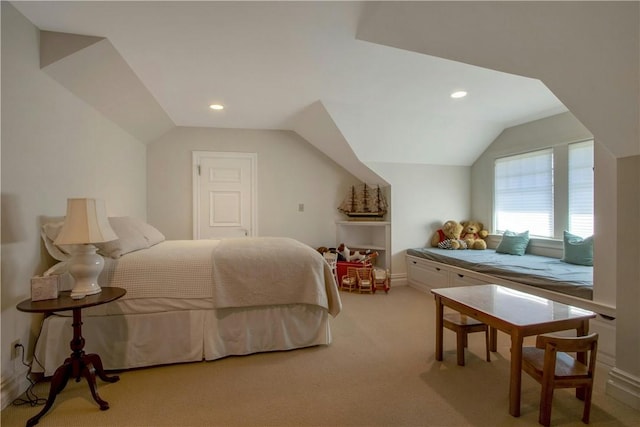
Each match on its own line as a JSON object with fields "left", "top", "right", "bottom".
{"left": 82, "top": 359, "right": 109, "bottom": 410}
{"left": 67, "top": 309, "right": 119, "bottom": 410}
{"left": 84, "top": 353, "right": 120, "bottom": 384}
{"left": 82, "top": 353, "right": 120, "bottom": 410}
{"left": 26, "top": 361, "right": 72, "bottom": 427}
{"left": 26, "top": 307, "right": 118, "bottom": 426}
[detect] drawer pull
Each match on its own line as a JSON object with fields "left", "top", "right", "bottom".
{"left": 436, "top": 267, "right": 441, "bottom": 271}
{"left": 412, "top": 261, "right": 417, "bottom": 265}
{"left": 458, "top": 274, "right": 464, "bottom": 278}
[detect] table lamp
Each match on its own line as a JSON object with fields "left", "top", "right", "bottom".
{"left": 53, "top": 198, "right": 118, "bottom": 299}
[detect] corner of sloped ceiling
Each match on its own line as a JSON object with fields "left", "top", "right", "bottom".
{"left": 355, "top": 2, "right": 639, "bottom": 160}
{"left": 291, "top": 100, "right": 389, "bottom": 187}
{"left": 39, "top": 31, "right": 175, "bottom": 143}
{"left": 355, "top": 3, "right": 524, "bottom": 79}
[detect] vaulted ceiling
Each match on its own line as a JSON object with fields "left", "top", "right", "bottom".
{"left": 13, "top": 1, "right": 567, "bottom": 183}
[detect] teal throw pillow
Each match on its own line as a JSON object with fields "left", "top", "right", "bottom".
{"left": 496, "top": 230, "right": 530, "bottom": 256}
{"left": 562, "top": 231, "right": 593, "bottom": 266}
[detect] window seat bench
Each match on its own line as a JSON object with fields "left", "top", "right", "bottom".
{"left": 406, "top": 247, "right": 592, "bottom": 300}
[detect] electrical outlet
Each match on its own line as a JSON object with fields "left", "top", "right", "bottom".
{"left": 10, "top": 339, "right": 21, "bottom": 360}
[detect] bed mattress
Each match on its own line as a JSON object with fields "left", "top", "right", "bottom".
{"left": 407, "top": 247, "right": 593, "bottom": 300}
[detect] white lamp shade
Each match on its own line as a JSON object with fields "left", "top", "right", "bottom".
{"left": 54, "top": 198, "right": 118, "bottom": 245}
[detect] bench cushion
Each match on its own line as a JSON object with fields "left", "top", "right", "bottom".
{"left": 406, "top": 248, "right": 592, "bottom": 300}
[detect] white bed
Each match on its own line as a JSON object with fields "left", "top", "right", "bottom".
{"left": 33, "top": 218, "right": 341, "bottom": 376}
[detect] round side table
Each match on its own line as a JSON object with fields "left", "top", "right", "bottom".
{"left": 17, "top": 287, "right": 126, "bottom": 427}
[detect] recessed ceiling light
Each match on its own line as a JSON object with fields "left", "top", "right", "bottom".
{"left": 209, "top": 104, "right": 224, "bottom": 110}
{"left": 450, "top": 91, "right": 467, "bottom": 99}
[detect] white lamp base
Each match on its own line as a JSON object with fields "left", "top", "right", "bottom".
{"left": 68, "top": 244, "right": 104, "bottom": 299}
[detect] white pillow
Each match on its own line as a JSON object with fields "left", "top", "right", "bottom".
{"left": 128, "top": 217, "right": 165, "bottom": 247}
{"left": 95, "top": 217, "right": 148, "bottom": 258}
{"left": 42, "top": 216, "right": 165, "bottom": 260}
{"left": 41, "top": 221, "right": 72, "bottom": 261}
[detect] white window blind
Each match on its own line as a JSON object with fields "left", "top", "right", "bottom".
{"left": 495, "top": 149, "right": 554, "bottom": 237}
{"left": 568, "top": 141, "right": 594, "bottom": 237}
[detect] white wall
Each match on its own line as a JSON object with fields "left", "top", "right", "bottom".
{"left": 147, "top": 127, "right": 360, "bottom": 249}
{"left": 614, "top": 155, "right": 640, "bottom": 371}
{"left": 367, "top": 162, "right": 470, "bottom": 278}
{"left": 1, "top": 3, "right": 147, "bottom": 407}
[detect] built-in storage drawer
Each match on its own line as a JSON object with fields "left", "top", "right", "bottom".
{"left": 449, "top": 267, "right": 495, "bottom": 287}
{"left": 408, "top": 255, "right": 493, "bottom": 289}
{"left": 407, "top": 256, "right": 448, "bottom": 291}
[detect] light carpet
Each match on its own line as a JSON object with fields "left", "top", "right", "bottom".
{"left": 2, "top": 286, "right": 638, "bottom": 427}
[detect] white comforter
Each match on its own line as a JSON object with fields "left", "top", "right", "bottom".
{"left": 56, "top": 238, "right": 341, "bottom": 316}
{"left": 102, "top": 239, "right": 218, "bottom": 299}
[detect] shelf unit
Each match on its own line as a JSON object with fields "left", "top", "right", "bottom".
{"left": 336, "top": 221, "right": 391, "bottom": 270}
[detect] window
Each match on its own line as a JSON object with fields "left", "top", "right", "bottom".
{"left": 568, "top": 141, "right": 594, "bottom": 237}
{"left": 493, "top": 140, "right": 594, "bottom": 239}
{"left": 494, "top": 149, "right": 554, "bottom": 237}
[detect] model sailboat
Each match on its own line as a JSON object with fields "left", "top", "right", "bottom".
{"left": 338, "top": 184, "right": 388, "bottom": 219}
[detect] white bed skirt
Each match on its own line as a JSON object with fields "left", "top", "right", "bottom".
{"left": 33, "top": 304, "right": 331, "bottom": 376}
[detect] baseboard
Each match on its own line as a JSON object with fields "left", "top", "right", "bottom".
{"left": 407, "top": 281, "right": 430, "bottom": 294}
{"left": 0, "top": 366, "right": 30, "bottom": 410}
{"left": 597, "top": 353, "right": 616, "bottom": 371}
{"left": 589, "top": 316, "right": 616, "bottom": 369}
{"left": 606, "top": 367, "right": 640, "bottom": 410}
{"left": 390, "top": 273, "right": 407, "bottom": 286}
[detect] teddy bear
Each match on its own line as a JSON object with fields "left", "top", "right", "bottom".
{"left": 431, "top": 220, "right": 467, "bottom": 250}
{"left": 460, "top": 220, "right": 489, "bottom": 250}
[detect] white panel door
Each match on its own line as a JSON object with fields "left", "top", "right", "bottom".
{"left": 193, "top": 151, "right": 257, "bottom": 239}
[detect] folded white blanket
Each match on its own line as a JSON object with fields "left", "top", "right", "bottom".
{"left": 212, "top": 237, "right": 341, "bottom": 316}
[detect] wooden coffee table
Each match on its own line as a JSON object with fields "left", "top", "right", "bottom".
{"left": 17, "top": 287, "right": 126, "bottom": 427}
{"left": 431, "top": 284, "right": 595, "bottom": 417}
